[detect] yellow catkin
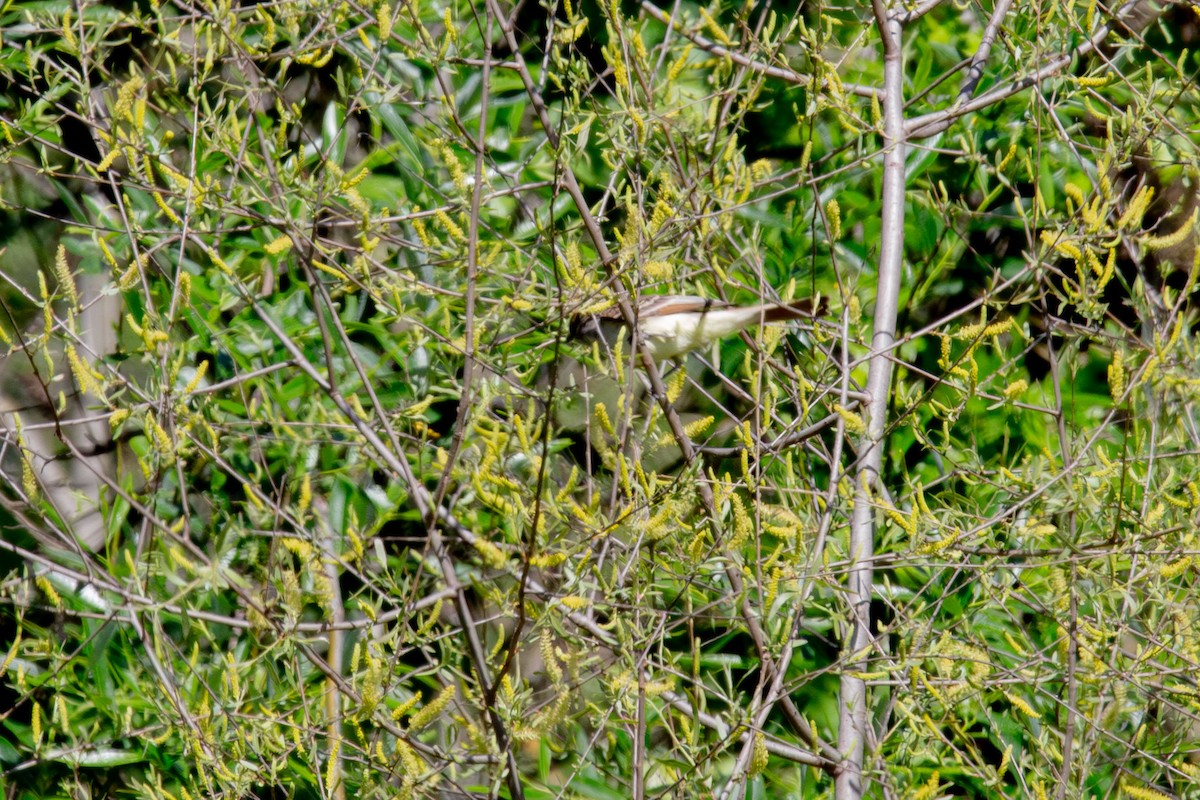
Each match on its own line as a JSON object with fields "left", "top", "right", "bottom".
{"left": 264, "top": 236, "right": 292, "bottom": 255}
{"left": 153, "top": 192, "right": 181, "bottom": 223}
{"left": 377, "top": 0, "right": 393, "bottom": 40}
{"left": 182, "top": 360, "right": 209, "bottom": 395}
{"left": 1003, "top": 379, "right": 1028, "bottom": 399}
{"left": 1117, "top": 186, "right": 1154, "bottom": 230}
{"left": 54, "top": 244, "right": 79, "bottom": 308}
{"left": 312, "top": 260, "right": 348, "bottom": 281}
{"left": 66, "top": 346, "right": 100, "bottom": 396}
{"left": 885, "top": 506, "right": 916, "bottom": 535}
{"left": 324, "top": 739, "right": 340, "bottom": 790}
{"left": 113, "top": 74, "right": 144, "bottom": 121}
{"left": 683, "top": 415, "right": 714, "bottom": 439}
{"left": 1003, "top": 690, "right": 1041, "bottom": 719}
{"left": 667, "top": 44, "right": 692, "bottom": 81}
{"left": 1159, "top": 556, "right": 1193, "bottom": 579}
{"left": 834, "top": 404, "right": 865, "bottom": 435}
{"left": 825, "top": 198, "right": 841, "bottom": 240}
{"left": 643, "top": 260, "right": 671, "bottom": 280}
{"left": 913, "top": 772, "right": 941, "bottom": 800}
{"left": 1121, "top": 784, "right": 1172, "bottom": 800}
{"left": 1108, "top": 350, "right": 1125, "bottom": 403}
{"left": 666, "top": 368, "right": 687, "bottom": 403}
{"left": 96, "top": 146, "right": 121, "bottom": 172}
{"left": 729, "top": 494, "right": 752, "bottom": 549}
{"left": 997, "top": 744, "right": 1011, "bottom": 778}
{"left": 35, "top": 575, "right": 61, "bottom": 608}
{"left": 117, "top": 255, "right": 143, "bottom": 289}
{"left": 698, "top": 7, "right": 731, "bottom": 45}
{"left": 593, "top": 402, "right": 615, "bottom": 436}
{"left": 408, "top": 684, "right": 456, "bottom": 731}
{"left": 747, "top": 732, "right": 768, "bottom": 776}
{"left": 31, "top": 702, "right": 42, "bottom": 747}
{"left": 996, "top": 141, "right": 1018, "bottom": 172}
{"left": 434, "top": 209, "right": 463, "bottom": 240}
{"left": 1143, "top": 209, "right": 1197, "bottom": 252}
{"left": 472, "top": 538, "right": 507, "bottom": 569}
{"left": 21, "top": 455, "right": 37, "bottom": 501}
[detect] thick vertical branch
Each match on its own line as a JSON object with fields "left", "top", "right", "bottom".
{"left": 837, "top": 4, "right": 905, "bottom": 798}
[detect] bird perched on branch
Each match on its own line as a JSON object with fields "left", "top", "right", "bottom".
{"left": 569, "top": 294, "right": 825, "bottom": 361}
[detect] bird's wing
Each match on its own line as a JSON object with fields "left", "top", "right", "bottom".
{"left": 593, "top": 295, "right": 733, "bottom": 319}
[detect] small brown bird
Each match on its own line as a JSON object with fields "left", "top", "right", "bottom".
{"left": 569, "top": 295, "right": 824, "bottom": 360}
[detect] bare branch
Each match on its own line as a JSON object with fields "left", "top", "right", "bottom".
{"left": 837, "top": 2, "right": 906, "bottom": 797}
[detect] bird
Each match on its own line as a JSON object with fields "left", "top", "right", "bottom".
{"left": 569, "top": 294, "right": 824, "bottom": 361}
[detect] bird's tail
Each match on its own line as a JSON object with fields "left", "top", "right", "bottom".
{"left": 759, "top": 296, "right": 827, "bottom": 322}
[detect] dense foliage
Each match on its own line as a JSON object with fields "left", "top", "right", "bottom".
{"left": 1, "top": 0, "right": 1199, "bottom": 797}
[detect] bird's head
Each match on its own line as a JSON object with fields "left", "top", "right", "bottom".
{"left": 568, "top": 311, "right": 604, "bottom": 343}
